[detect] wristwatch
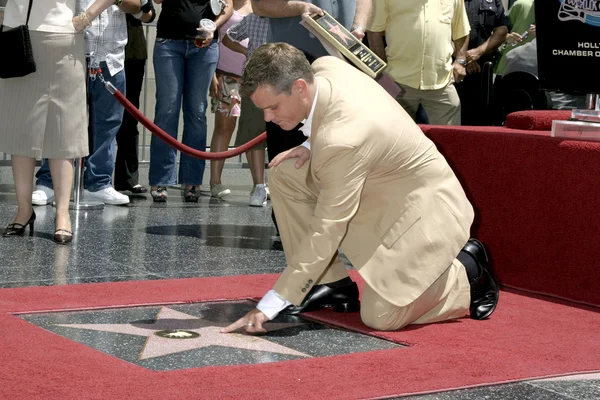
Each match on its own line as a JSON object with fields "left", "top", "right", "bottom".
{"left": 455, "top": 58, "right": 467, "bottom": 67}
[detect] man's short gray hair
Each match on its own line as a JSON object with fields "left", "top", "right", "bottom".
{"left": 240, "top": 43, "right": 315, "bottom": 98}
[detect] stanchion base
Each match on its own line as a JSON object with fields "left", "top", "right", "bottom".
{"left": 69, "top": 200, "right": 104, "bottom": 210}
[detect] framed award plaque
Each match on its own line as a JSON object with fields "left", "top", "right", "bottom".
{"left": 301, "top": 11, "right": 387, "bottom": 79}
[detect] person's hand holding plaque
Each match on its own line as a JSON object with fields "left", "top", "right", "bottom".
{"left": 351, "top": 26, "right": 365, "bottom": 40}
{"left": 300, "top": 2, "right": 323, "bottom": 19}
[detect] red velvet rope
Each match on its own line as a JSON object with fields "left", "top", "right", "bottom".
{"left": 111, "top": 86, "right": 266, "bottom": 160}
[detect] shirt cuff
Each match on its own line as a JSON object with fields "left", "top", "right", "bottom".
{"left": 256, "top": 289, "right": 292, "bottom": 320}
{"left": 300, "top": 140, "right": 311, "bottom": 150}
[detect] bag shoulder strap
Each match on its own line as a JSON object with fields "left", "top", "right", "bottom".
{"left": 0, "top": 0, "right": 33, "bottom": 32}
{"left": 25, "top": 0, "right": 34, "bottom": 26}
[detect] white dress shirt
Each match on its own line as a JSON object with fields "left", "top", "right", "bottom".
{"left": 256, "top": 82, "right": 319, "bottom": 320}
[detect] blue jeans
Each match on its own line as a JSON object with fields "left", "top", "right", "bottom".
{"left": 36, "top": 62, "right": 126, "bottom": 191}
{"left": 148, "top": 38, "right": 218, "bottom": 186}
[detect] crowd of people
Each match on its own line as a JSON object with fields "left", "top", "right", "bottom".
{"left": 0, "top": 0, "right": 567, "bottom": 244}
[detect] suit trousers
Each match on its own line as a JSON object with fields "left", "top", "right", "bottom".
{"left": 270, "top": 159, "right": 471, "bottom": 331}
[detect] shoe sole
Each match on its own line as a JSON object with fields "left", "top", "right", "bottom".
{"left": 32, "top": 200, "right": 53, "bottom": 206}
{"left": 104, "top": 200, "right": 130, "bottom": 205}
{"left": 249, "top": 201, "right": 267, "bottom": 207}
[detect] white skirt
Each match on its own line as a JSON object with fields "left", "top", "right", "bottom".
{"left": 0, "top": 29, "right": 88, "bottom": 159}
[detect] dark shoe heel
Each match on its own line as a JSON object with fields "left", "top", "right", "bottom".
{"left": 333, "top": 301, "right": 360, "bottom": 313}
{"left": 3, "top": 210, "right": 36, "bottom": 237}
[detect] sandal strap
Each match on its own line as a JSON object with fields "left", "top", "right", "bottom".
{"left": 7, "top": 222, "right": 26, "bottom": 229}
{"left": 54, "top": 229, "right": 72, "bottom": 235}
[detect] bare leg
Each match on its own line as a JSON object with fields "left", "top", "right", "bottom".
{"left": 209, "top": 112, "right": 238, "bottom": 186}
{"left": 48, "top": 158, "right": 73, "bottom": 233}
{"left": 246, "top": 148, "right": 265, "bottom": 186}
{"left": 10, "top": 155, "right": 36, "bottom": 224}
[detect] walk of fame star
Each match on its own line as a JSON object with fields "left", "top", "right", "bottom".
{"left": 323, "top": 19, "right": 355, "bottom": 47}
{"left": 55, "top": 307, "right": 309, "bottom": 360}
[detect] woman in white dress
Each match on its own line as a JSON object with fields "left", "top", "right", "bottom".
{"left": 0, "top": 0, "right": 124, "bottom": 244}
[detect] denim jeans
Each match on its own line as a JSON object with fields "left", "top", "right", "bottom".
{"left": 36, "top": 62, "right": 126, "bottom": 191}
{"left": 148, "top": 38, "right": 219, "bottom": 187}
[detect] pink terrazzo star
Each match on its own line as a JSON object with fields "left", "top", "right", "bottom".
{"left": 323, "top": 19, "right": 354, "bottom": 46}
{"left": 56, "top": 307, "right": 309, "bottom": 360}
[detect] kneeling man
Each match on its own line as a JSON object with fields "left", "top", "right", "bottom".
{"left": 222, "top": 43, "right": 498, "bottom": 334}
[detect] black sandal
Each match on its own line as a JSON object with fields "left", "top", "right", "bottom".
{"left": 184, "top": 186, "right": 199, "bottom": 203}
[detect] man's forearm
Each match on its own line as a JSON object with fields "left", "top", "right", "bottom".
{"left": 476, "top": 26, "right": 508, "bottom": 55}
{"left": 366, "top": 31, "right": 386, "bottom": 62}
{"left": 251, "top": 0, "right": 307, "bottom": 18}
{"left": 352, "top": 0, "right": 372, "bottom": 29}
{"left": 453, "top": 35, "right": 468, "bottom": 59}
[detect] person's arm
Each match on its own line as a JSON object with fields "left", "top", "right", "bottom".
{"left": 214, "top": 0, "right": 233, "bottom": 29}
{"left": 118, "top": 0, "right": 142, "bottom": 14}
{"left": 251, "top": 0, "right": 322, "bottom": 18}
{"left": 223, "top": 34, "right": 248, "bottom": 57}
{"left": 73, "top": 0, "right": 140, "bottom": 31}
{"left": 366, "top": 0, "right": 387, "bottom": 61}
{"left": 366, "top": 31, "right": 386, "bottom": 62}
{"left": 133, "top": 0, "right": 156, "bottom": 23}
{"left": 351, "top": 0, "right": 372, "bottom": 39}
{"left": 466, "top": 25, "right": 508, "bottom": 63}
{"left": 452, "top": 35, "right": 468, "bottom": 81}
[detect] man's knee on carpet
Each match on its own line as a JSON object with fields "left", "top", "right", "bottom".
{"left": 360, "top": 303, "right": 412, "bottom": 331}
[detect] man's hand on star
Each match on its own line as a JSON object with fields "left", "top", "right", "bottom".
{"left": 269, "top": 145, "right": 310, "bottom": 168}
{"left": 221, "top": 308, "right": 270, "bottom": 334}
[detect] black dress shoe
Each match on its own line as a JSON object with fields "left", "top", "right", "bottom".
{"left": 3, "top": 210, "right": 36, "bottom": 237}
{"left": 281, "top": 277, "right": 360, "bottom": 315}
{"left": 461, "top": 238, "right": 499, "bottom": 320}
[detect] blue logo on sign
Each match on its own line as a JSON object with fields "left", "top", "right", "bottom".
{"left": 559, "top": 0, "right": 600, "bottom": 27}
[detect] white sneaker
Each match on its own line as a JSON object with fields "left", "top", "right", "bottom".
{"left": 84, "top": 187, "right": 130, "bottom": 205}
{"left": 249, "top": 185, "right": 268, "bottom": 207}
{"left": 32, "top": 185, "right": 55, "bottom": 206}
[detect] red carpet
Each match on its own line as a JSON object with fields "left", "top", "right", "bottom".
{"left": 1, "top": 272, "right": 599, "bottom": 399}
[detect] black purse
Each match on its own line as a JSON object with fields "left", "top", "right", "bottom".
{"left": 0, "top": 0, "right": 36, "bottom": 79}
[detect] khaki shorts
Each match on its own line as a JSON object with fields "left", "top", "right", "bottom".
{"left": 235, "top": 95, "right": 266, "bottom": 150}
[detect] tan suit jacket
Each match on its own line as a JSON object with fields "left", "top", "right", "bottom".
{"left": 273, "top": 57, "right": 474, "bottom": 307}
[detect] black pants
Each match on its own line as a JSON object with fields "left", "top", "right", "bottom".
{"left": 114, "top": 59, "right": 146, "bottom": 190}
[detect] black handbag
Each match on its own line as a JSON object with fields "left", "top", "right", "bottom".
{"left": 0, "top": 0, "right": 36, "bottom": 79}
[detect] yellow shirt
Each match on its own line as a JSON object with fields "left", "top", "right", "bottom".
{"left": 368, "top": 0, "right": 471, "bottom": 90}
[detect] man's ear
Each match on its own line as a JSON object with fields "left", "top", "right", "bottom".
{"left": 293, "top": 79, "right": 309, "bottom": 99}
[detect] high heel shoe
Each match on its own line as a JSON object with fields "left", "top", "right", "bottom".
{"left": 3, "top": 210, "right": 36, "bottom": 237}
{"left": 53, "top": 228, "right": 73, "bottom": 245}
